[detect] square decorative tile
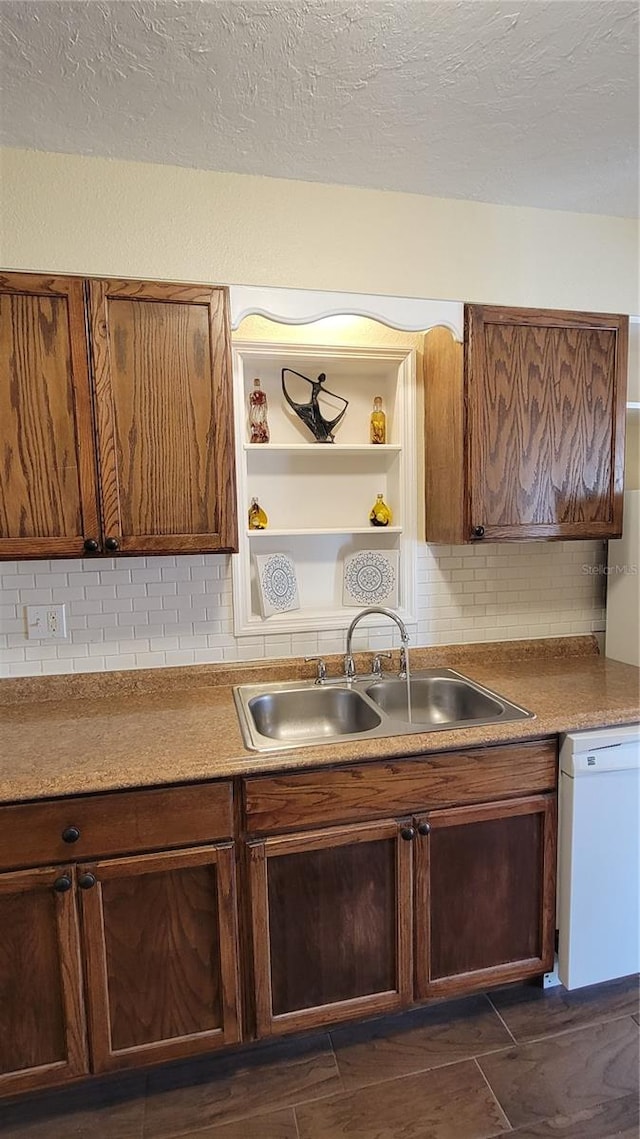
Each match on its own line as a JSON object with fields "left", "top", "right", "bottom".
{"left": 342, "top": 549, "right": 399, "bottom": 607}
{"left": 255, "top": 553, "right": 300, "bottom": 617}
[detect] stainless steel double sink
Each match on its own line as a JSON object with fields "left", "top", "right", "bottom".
{"left": 234, "top": 668, "right": 534, "bottom": 752}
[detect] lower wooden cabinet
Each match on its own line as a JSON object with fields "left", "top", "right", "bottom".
{"left": 248, "top": 820, "right": 413, "bottom": 1035}
{"left": 247, "top": 794, "right": 557, "bottom": 1036}
{"left": 414, "top": 795, "right": 556, "bottom": 999}
{"left": 0, "top": 844, "right": 241, "bottom": 1096}
{"left": 79, "top": 845, "right": 241, "bottom": 1072}
{"left": 0, "top": 865, "right": 88, "bottom": 1096}
{"left": 0, "top": 753, "right": 558, "bottom": 1098}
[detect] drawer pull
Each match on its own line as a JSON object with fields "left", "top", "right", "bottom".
{"left": 400, "top": 826, "right": 415, "bottom": 842}
{"left": 417, "top": 821, "right": 431, "bottom": 836}
{"left": 78, "top": 872, "right": 97, "bottom": 890}
{"left": 62, "top": 826, "right": 80, "bottom": 844}
{"left": 83, "top": 538, "right": 99, "bottom": 553}
{"left": 105, "top": 537, "right": 120, "bottom": 551}
{"left": 53, "top": 875, "right": 72, "bottom": 893}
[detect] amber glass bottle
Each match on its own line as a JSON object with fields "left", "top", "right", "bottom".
{"left": 249, "top": 378, "right": 270, "bottom": 443}
{"left": 370, "top": 396, "right": 386, "bottom": 444}
{"left": 248, "top": 498, "right": 268, "bottom": 529}
{"left": 369, "top": 493, "right": 392, "bottom": 527}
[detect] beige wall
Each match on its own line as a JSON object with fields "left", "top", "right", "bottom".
{"left": 0, "top": 147, "right": 631, "bottom": 675}
{"left": 1, "top": 147, "right": 638, "bottom": 313}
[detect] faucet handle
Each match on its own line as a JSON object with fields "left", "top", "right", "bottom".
{"left": 371, "top": 652, "right": 392, "bottom": 678}
{"left": 305, "top": 656, "right": 327, "bottom": 684}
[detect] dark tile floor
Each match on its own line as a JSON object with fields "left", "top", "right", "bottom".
{"left": 2, "top": 976, "right": 638, "bottom": 1139}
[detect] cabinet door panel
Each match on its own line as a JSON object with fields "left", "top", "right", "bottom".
{"left": 0, "top": 866, "right": 88, "bottom": 1096}
{"left": 250, "top": 821, "right": 412, "bottom": 1036}
{"left": 89, "top": 279, "right": 237, "bottom": 553}
{"left": 415, "top": 795, "right": 556, "bottom": 1000}
{"left": 80, "top": 845, "right": 241, "bottom": 1071}
{"left": 467, "top": 306, "right": 627, "bottom": 540}
{"left": 0, "top": 273, "right": 100, "bottom": 557}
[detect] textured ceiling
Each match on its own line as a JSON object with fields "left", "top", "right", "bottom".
{"left": 1, "top": 0, "right": 638, "bottom": 217}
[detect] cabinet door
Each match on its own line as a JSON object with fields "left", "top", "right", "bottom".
{"left": 0, "top": 272, "right": 101, "bottom": 557}
{"left": 88, "top": 279, "right": 237, "bottom": 554}
{"left": 466, "top": 306, "right": 628, "bottom": 540}
{"left": 0, "top": 865, "right": 88, "bottom": 1096}
{"left": 79, "top": 845, "right": 241, "bottom": 1072}
{"left": 249, "top": 820, "right": 413, "bottom": 1037}
{"left": 415, "top": 795, "right": 556, "bottom": 1000}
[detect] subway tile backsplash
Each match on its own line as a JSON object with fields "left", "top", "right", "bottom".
{"left": 0, "top": 542, "right": 606, "bottom": 676}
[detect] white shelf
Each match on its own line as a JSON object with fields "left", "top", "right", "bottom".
{"left": 244, "top": 443, "right": 401, "bottom": 453}
{"left": 627, "top": 402, "right": 640, "bottom": 410}
{"left": 232, "top": 336, "right": 418, "bottom": 636}
{"left": 247, "top": 526, "right": 403, "bottom": 537}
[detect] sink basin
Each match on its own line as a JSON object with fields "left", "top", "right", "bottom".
{"left": 247, "top": 686, "right": 381, "bottom": 742}
{"left": 366, "top": 676, "right": 504, "bottom": 725}
{"left": 234, "top": 669, "right": 533, "bottom": 752}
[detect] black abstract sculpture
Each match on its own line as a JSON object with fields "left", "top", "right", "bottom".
{"left": 281, "top": 368, "right": 349, "bottom": 443}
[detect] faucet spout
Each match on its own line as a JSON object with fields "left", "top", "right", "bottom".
{"left": 344, "top": 607, "right": 409, "bottom": 680}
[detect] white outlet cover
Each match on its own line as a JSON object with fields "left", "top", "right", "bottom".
{"left": 25, "top": 604, "right": 67, "bottom": 640}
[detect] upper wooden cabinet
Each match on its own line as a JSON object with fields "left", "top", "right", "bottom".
{"left": 0, "top": 273, "right": 101, "bottom": 558}
{"left": 87, "top": 280, "right": 237, "bottom": 554}
{"left": 0, "top": 272, "right": 238, "bottom": 558}
{"left": 425, "top": 305, "right": 629, "bottom": 542}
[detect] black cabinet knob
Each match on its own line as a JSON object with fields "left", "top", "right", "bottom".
{"left": 53, "top": 875, "right": 72, "bottom": 893}
{"left": 471, "top": 525, "right": 485, "bottom": 539}
{"left": 62, "top": 826, "right": 80, "bottom": 844}
{"left": 400, "top": 826, "right": 415, "bottom": 842}
{"left": 417, "top": 821, "right": 431, "bottom": 836}
{"left": 105, "top": 537, "right": 120, "bottom": 551}
{"left": 78, "top": 872, "right": 97, "bottom": 890}
{"left": 83, "top": 538, "right": 99, "bottom": 553}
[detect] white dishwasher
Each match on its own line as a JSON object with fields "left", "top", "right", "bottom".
{"left": 557, "top": 724, "right": 640, "bottom": 989}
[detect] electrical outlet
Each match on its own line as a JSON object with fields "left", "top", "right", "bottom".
{"left": 25, "top": 604, "right": 67, "bottom": 641}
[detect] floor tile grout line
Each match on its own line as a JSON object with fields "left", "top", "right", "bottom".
{"left": 326, "top": 1032, "right": 344, "bottom": 1093}
{"left": 284, "top": 1051, "right": 516, "bottom": 1109}
{"left": 141, "top": 1078, "right": 347, "bottom": 1139}
{"left": 488, "top": 1008, "right": 639, "bottom": 1048}
{"left": 324, "top": 1036, "right": 525, "bottom": 1098}
{"left": 485, "top": 994, "right": 518, "bottom": 1045}
{"left": 472, "top": 1056, "right": 514, "bottom": 1134}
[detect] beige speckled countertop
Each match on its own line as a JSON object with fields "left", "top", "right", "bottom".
{"left": 0, "top": 637, "right": 638, "bottom": 805}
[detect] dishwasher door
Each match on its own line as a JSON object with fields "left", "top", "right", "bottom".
{"left": 558, "top": 725, "right": 640, "bottom": 990}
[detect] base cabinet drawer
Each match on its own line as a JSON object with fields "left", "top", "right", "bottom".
{"left": 0, "top": 782, "right": 233, "bottom": 871}
{"left": 243, "top": 739, "right": 558, "bottom": 834}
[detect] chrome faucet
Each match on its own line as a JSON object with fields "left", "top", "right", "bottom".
{"left": 344, "top": 607, "right": 410, "bottom": 681}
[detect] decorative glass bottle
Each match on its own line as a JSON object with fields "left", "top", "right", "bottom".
{"left": 248, "top": 497, "right": 268, "bottom": 530}
{"left": 369, "top": 493, "right": 392, "bottom": 527}
{"left": 370, "top": 395, "right": 386, "bottom": 444}
{"left": 248, "top": 377, "right": 270, "bottom": 443}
